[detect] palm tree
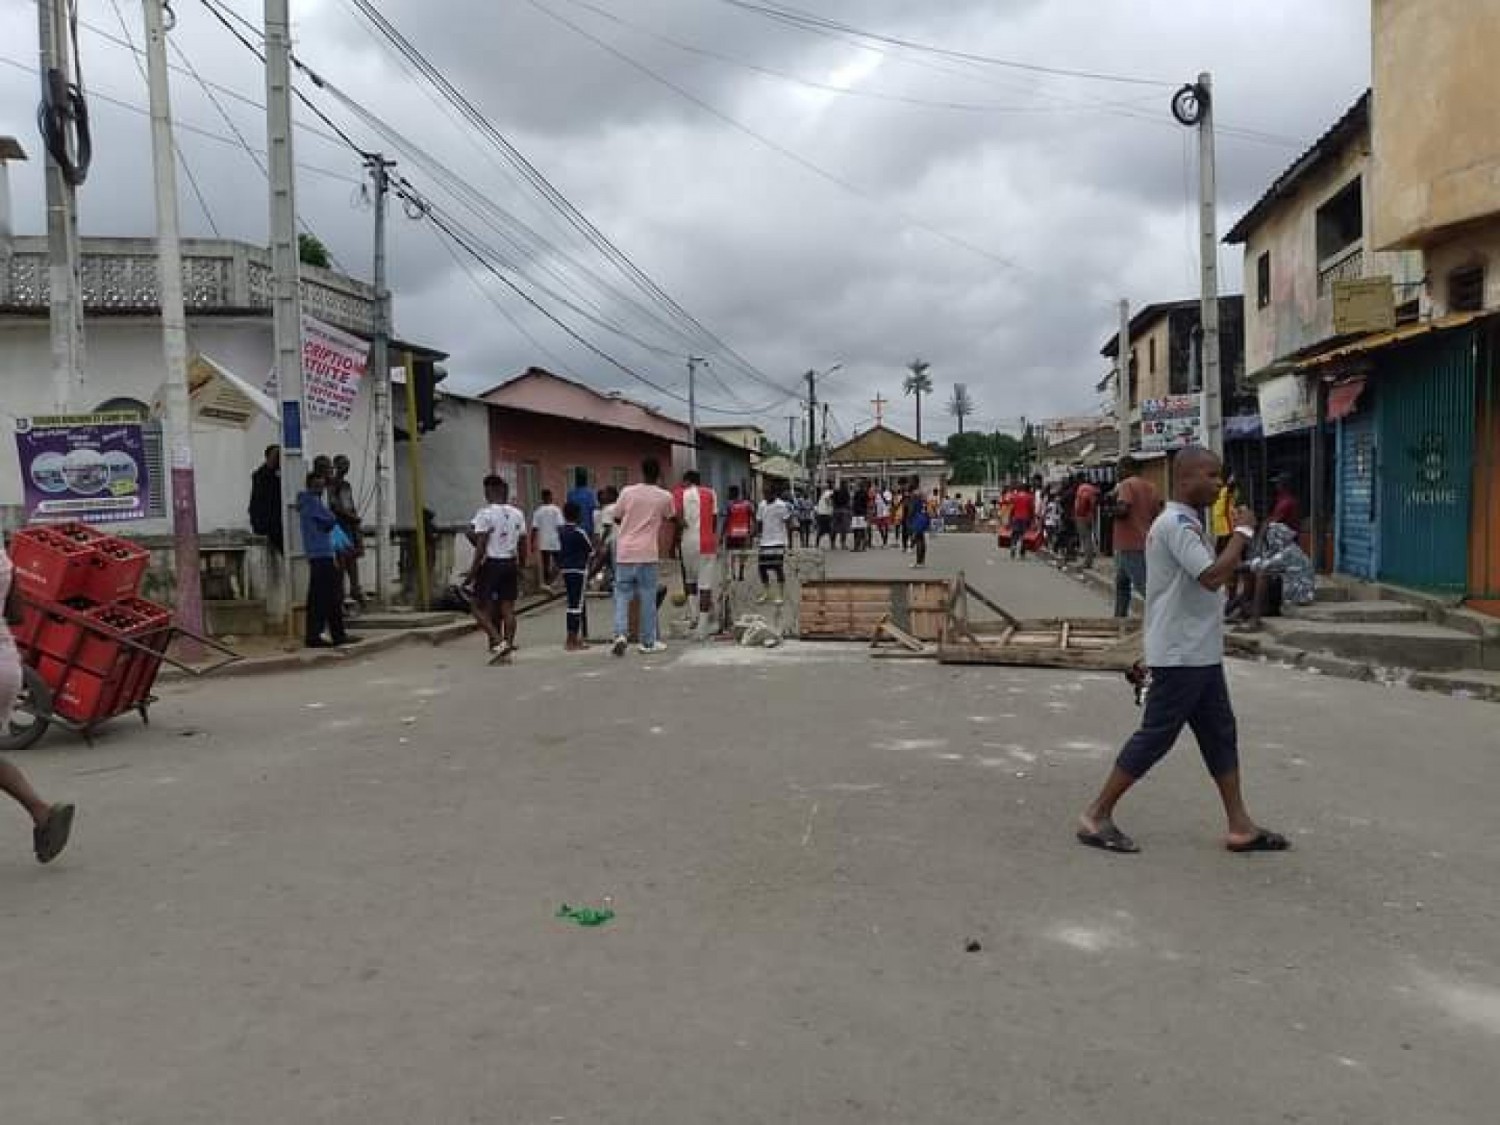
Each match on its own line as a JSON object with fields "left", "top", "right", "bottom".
{"left": 903, "top": 359, "right": 934, "bottom": 443}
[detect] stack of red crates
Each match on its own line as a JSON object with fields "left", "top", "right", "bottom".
{"left": 9, "top": 523, "right": 169, "bottom": 726}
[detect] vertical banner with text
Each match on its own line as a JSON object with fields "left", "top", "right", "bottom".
{"left": 300, "top": 315, "right": 370, "bottom": 428}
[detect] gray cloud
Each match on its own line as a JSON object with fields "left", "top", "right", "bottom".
{"left": 0, "top": 0, "right": 1370, "bottom": 441}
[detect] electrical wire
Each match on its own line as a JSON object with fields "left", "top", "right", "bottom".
{"left": 522, "top": 0, "right": 1032, "bottom": 275}
{"left": 37, "top": 0, "right": 92, "bottom": 186}
{"left": 104, "top": 0, "right": 221, "bottom": 236}
{"left": 713, "top": 0, "right": 1177, "bottom": 88}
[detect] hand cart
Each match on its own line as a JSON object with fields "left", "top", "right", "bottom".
{"left": 2, "top": 592, "right": 240, "bottom": 751}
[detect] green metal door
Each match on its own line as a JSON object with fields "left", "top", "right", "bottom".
{"left": 1376, "top": 330, "right": 1477, "bottom": 591}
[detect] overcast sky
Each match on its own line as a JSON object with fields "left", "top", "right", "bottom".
{"left": 0, "top": 0, "right": 1371, "bottom": 444}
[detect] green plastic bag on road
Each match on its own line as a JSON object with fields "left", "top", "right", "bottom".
{"left": 557, "top": 903, "right": 615, "bottom": 927}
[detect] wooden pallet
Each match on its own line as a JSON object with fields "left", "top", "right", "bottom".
{"left": 937, "top": 573, "right": 1142, "bottom": 670}
{"left": 799, "top": 578, "right": 954, "bottom": 641}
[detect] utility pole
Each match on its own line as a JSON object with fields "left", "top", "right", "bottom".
{"left": 265, "top": 0, "right": 307, "bottom": 635}
{"left": 37, "top": 0, "right": 86, "bottom": 408}
{"left": 1174, "top": 73, "right": 1222, "bottom": 454}
{"left": 142, "top": 0, "right": 203, "bottom": 641}
{"left": 805, "top": 369, "right": 817, "bottom": 480}
{"left": 820, "top": 403, "right": 830, "bottom": 488}
{"left": 367, "top": 153, "right": 396, "bottom": 607}
{"left": 686, "top": 356, "right": 704, "bottom": 469}
{"left": 1117, "top": 298, "right": 1131, "bottom": 461}
{"left": 403, "top": 350, "right": 431, "bottom": 610}
{"left": 785, "top": 415, "right": 797, "bottom": 453}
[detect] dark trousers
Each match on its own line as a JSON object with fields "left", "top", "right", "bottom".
{"left": 564, "top": 571, "right": 588, "bottom": 638}
{"left": 306, "top": 557, "right": 347, "bottom": 643}
{"left": 1117, "top": 665, "right": 1239, "bottom": 780}
{"left": 911, "top": 532, "right": 927, "bottom": 565}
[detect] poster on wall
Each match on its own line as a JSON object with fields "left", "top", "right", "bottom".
{"left": 300, "top": 315, "right": 370, "bottom": 427}
{"left": 1140, "top": 394, "right": 1202, "bottom": 451}
{"left": 1258, "top": 373, "right": 1317, "bottom": 437}
{"left": 14, "top": 413, "right": 151, "bottom": 523}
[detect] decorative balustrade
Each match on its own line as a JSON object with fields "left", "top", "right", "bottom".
{"left": 0, "top": 237, "right": 375, "bottom": 333}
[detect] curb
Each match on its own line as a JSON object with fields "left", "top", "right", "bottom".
{"left": 161, "top": 591, "right": 562, "bottom": 681}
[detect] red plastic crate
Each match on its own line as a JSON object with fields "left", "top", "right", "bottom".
{"left": 89, "top": 597, "right": 173, "bottom": 712}
{"left": 36, "top": 655, "right": 122, "bottom": 725}
{"left": 9, "top": 526, "right": 99, "bottom": 602}
{"left": 80, "top": 537, "right": 151, "bottom": 604}
{"left": 7, "top": 602, "right": 44, "bottom": 651}
{"left": 33, "top": 598, "right": 104, "bottom": 670}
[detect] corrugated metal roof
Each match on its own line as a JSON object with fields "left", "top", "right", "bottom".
{"left": 1293, "top": 310, "right": 1496, "bottom": 370}
{"left": 1224, "top": 91, "right": 1370, "bottom": 246}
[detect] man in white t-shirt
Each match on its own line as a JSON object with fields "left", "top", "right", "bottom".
{"left": 1077, "top": 447, "right": 1288, "bottom": 857}
{"left": 609, "top": 459, "right": 678, "bottom": 657}
{"left": 467, "top": 475, "right": 529, "bottom": 663}
{"left": 530, "top": 490, "right": 564, "bottom": 588}
{"left": 756, "top": 485, "right": 793, "bottom": 604}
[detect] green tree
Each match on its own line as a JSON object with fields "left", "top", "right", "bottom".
{"left": 298, "top": 232, "right": 331, "bottom": 269}
{"left": 943, "top": 431, "right": 1023, "bottom": 486}
{"left": 903, "top": 358, "right": 934, "bottom": 443}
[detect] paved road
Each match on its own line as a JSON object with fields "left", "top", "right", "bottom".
{"left": 2, "top": 536, "right": 1498, "bottom": 1124}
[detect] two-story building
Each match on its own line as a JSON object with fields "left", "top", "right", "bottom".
{"left": 1224, "top": 91, "right": 1425, "bottom": 575}
{"left": 1099, "top": 297, "right": 1246, "bottom": 499}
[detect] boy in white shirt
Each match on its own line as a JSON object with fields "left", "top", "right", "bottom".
{"left": 530, "top": 490, "right": 564, "bottom": 589}
{"left": 756, "top": 485, "right": 793, "bottom": 604}
{"left": 467, "top": 475, "right": 529, "bottom": 663}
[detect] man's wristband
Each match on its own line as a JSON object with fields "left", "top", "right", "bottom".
{"left": 1233, "top": 526, "right": 1255, "bottom": 540}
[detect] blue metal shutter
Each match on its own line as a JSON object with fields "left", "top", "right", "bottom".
{"left": 1336, "top": 410, "right": 1378, "bottom": 579}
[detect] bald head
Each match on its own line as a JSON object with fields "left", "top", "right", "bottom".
{"left": 1172, "top": 446, "right": 1224, "bottom": 508}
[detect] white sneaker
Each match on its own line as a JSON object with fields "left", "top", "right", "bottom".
{"left": 638, "top": 641, "right": 668, "bottom": 655}
{"left": 611, "top": 635, "right": 628, "bottom": 657}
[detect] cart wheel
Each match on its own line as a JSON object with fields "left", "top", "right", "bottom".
{"left": 0, "top": 665, "right": 53, "bottom": 752}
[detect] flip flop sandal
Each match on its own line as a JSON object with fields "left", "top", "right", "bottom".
{"left": 1227, "top": 828, "right": 1290, "bottom": 853}
{"left": 34, "top": 803, "right": 76, "bottom": 865}
{"left": 1076, "top": 823, "right": 1140, "bottom": 854}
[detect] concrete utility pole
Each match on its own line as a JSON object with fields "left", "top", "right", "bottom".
{"left": 1117, "top": 299, "right": 1131, "bottom": 460}
{"left": 265, "top": 0, "right": 307, "bottom": 634}
{"left": 686, "top": 356, "right": 704, "bottom": 470}
{"left": 367, "top": 153, "right": 396, "bottom": 607}
{"left": 805, "top": 369, "right": 817, "bottom": 478}
{"left": 37, "top": 0, "right": 85, "bottom": 409}
{"left": 785, "top": 415, "right": 798, "bottom": 453}
{"left": 1174, "top": 72, "right": 1223, "bottom": 454}
{"left": 142, "top": 0, "right": 203, "bottom": 640}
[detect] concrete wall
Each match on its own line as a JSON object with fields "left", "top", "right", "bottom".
{"left": 670, "top": 442, "right": 754, "bottom": 502}
{"left": 1241, "top": 145, "right": 1424, "bottom": 373}
{"left": 0, "top": 316, "right": 395, "bottom": 540}
{"left": 1425, "top": 226, "right": 1500, "bottom": 318}
{"left": 393, "top": 391, "right": 493, "bottom": 529}
{"left": 1372, "top": 0, "right": 1500, "bottom": 250}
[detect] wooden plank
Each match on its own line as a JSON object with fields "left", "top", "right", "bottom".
{"left": 877, "top": 619, "right": 929, "bottom": 653}
{"left": 1060, "top": 622, "right": 1071, "bottom": 650}
{"left": 960, "top": 581, "right": 1023, "bottom": 629}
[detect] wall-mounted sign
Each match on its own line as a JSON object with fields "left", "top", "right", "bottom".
{"left": 14, "top": 413, "right": 151, "bottom": 523}
{"left": 1258, "top": 373, "right": 1317, "bottom": 437}
{"left": 1140, "top": 394, "right": 1202, "bottom": 451}
{"left": 301, "top": 315, "right": 369, "bottom": 427}
{"left": 1333, "top": 275, "right": 1396, "bottom": 335}
{"left": 182, "top": 354, "right": 278, "bottom": 429}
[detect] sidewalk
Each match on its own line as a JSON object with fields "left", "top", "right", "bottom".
{"left": 162, "top": 590, "right": 561, "bottom": 681}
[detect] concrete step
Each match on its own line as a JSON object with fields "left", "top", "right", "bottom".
{"left": 1408, "top": 669, "right": 1500, "bottom": 703}
{"left": 1287, "top": 600, "right": 1428, "bottom": 625}
{"left": 1265, "top": 620, "right": 1482, "bottom": 672}
{"left": 1313, "top": 579, "right": 1353, "bottom": 603}
{"left": 351, "top": 611, "right": 461, "bottom": 631}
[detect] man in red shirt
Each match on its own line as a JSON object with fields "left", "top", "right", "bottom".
{"left": 672, "top": 470, "right": 719, "bottom": 640}
{"left": 722, "top": 485, "right": 756, "bottom": 581}
{"left": 1268, "top": 474, "right": 1302, "bottom": 533}
{"left": 1007, "top": 484, "right": 1036, "bottom": 559}
{"left": 1073, "top": 476, "right": 1100, "bottom": 568}
{"left": 1110, "top": 458, "right": 1162, "bottom": 617}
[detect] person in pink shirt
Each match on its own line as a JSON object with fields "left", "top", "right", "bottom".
{"left": 610, "top": 458, "right": 679, "bottom": 656}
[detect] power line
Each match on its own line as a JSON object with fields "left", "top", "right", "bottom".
{"left": 713, "top": 0, "right": 1177, "bottom": 89}
{"left": 104, "top": 0, "right": 221, "bottom": 236}
{"left": 522, "top": 0, "right": 1031, "bottom": 274}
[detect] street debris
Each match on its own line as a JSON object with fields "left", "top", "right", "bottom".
{"left": 557, "top": 903, "right": 615, "bottom": 927}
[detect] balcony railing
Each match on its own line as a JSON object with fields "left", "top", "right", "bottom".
{"left": 1317, "top": 243, "right": 1365, "bottom": 296}
{"left": 0, "top": 236, "right": 376, "bottom": 334}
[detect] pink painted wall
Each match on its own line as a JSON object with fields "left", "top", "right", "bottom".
{"left": 483, "top": 369, "right": 688, "bottom": 444}
{"left": 489, "top": 407, "right": 676, "bottom": 506}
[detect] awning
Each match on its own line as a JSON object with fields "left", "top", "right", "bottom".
{"left": 1294, "top": 310, "right": 1495, "bottom": 371}
{"left": 1327, "top": 376, "right": 1367, "bottom": 422}
{"left": 179, "top": 353, "right": 278, "bottom": 428}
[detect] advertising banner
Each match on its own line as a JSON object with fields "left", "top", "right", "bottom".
{"left": 301, "top": 315, "right": 369, "bottom": 426}
{"left": 15, "top": 413, "right": 151, "bottom": 523}
{"left": 1140, "top": 394, "right": 1202, "bottom": 451}
{"left": 1258, "top": 373, "right": 1317, "bottom": 437}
